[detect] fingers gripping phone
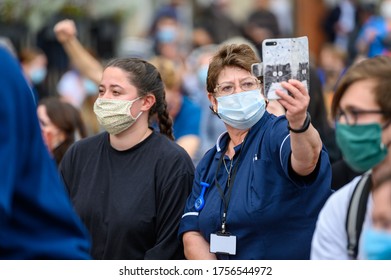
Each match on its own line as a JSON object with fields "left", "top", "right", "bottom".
{"left": 254, "top": 36, "right": 310, "bottom": 100}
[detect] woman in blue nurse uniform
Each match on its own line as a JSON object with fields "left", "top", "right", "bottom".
{"left": 178, "top": 43, "right": 332, "bottom": 260}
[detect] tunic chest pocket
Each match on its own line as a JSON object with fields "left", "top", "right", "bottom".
{"left": 250, "top": 158, "right": 294, "bottom": 213}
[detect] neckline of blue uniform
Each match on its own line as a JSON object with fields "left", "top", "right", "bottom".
{"left": 214, "top": 111, "right": 272, "bottom": 160}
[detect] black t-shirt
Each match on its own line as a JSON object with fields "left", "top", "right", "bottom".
{"left": 60, "top": 131, "right": 194, "bottom": 259}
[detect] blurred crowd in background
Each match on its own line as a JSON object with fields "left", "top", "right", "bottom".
{"left": 0, "top": 0, "right": 387, "bottom": 166}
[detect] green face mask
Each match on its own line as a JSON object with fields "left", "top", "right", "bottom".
{"left": 336, "top": 123, "right": 388, "bottom": 173}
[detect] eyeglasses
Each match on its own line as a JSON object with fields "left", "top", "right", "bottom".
{"left": 214, "top": 77, "right": 260, "bottom": 96}
{"left": 336, "top": 107, "right": 384, "bottom": 126}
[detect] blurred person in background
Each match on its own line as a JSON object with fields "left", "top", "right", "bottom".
{"left": 322, "top": 0, "right": 358, "bottom": 52}
{"left": 193, "top": 0, "right": 242, "bottom": 45}
{"left": 150, "top": 56, "right": 202, "bottom": 162}
{"left": 242, "top": 0, "right": 281, "bottom": 59}
{"left": 37, "top": 97, "right": 87, "bottom": 166}
{"left": 345, "top": 2, "right": 377, "bottom": 65}
{"left": 0, "top": 46, "right": 91, "bottom": 259}
{"left": 57, "top": 50, "right": 99, "bottom": 109}
{"left": 53, "top": 19, "right": 103, "bottom": 136}
{"left": 362, "top": 171, "right": 391, "bottom": 260}
{"left": 356, "top": 0, "right": 391, "bottom": 58}
{"left": 57, "top": 69, "right": 101, "bottom": 136}
{"left": 363, "top": 169, "right": 391, "bottom": 260}
{"left": 184, "top": 44, "right": 227, "bottom": 165}
{"left": 19, "top": 47, "right": 49, "bottom": 103}
{"left": 148, "top": 0, "right": 189, "bottom": 53}
{"left": 54, "top": 19, "right": 103, "bottom": 85}
{"left": 56, "top": 47, "right": 101, "bottom": 136}
{"left": 148, "top": 9, "right": 188, "bottom": 76}
{"left": 317, "top": 43, "right": 348, "bottom": 122}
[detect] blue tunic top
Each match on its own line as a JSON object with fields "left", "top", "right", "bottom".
{"left": 0, "top": 47, "right": 91, "bottom": 259}
{"left": 178, "top": 112, "right": 332, "bottom": 259}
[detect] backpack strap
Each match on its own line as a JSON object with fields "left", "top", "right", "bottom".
{"left": 346, "top": 170, "right": 372, "bottom": 259}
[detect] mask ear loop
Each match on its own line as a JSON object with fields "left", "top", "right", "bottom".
{"left": 382, "top": 119, "right": 391, "bottom": 130}
{"left": 209, "top": 94, "right": 221, "bottom": 118}
{"left": 128, "top": 97, "right": 143, "bottom": 119}
{"left": 382, "top": 119, "right": 391, "bottom": 149}
{"left": 209, "top": 105, "right": 221, "bottom": 118}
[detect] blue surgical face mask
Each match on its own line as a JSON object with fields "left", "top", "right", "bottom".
{"left": 363, "top": 227, "right": 391, "bottom": 260}
{"left": 30, "top": 67, "right": 47, "bottom": 84}
{"left": 216, "top": 89, "right": 266, "bottom": 130}
{"left": 83, "top": 78, "right": 98, "bottom": 95}
{"left": 156, "top": 26, "right": 177, "bottom": 43}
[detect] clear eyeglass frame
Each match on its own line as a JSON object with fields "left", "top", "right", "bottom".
{"left": 214, "top": 77, "right": 260, "bottom": 96}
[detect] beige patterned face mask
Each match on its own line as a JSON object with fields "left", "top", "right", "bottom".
{"left": 93, "top": 97, "right": 142, "bottom": 135}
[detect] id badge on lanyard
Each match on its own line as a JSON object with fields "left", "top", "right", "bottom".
{"left": 208, "top": 143, "right": 243, "bottom": 256}
{"left": 210, "top": 232, "right": 237, "bottom": 255}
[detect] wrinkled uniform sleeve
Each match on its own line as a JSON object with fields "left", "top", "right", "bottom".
{"left": 0, "top": 47, "right": 91, "bottom": 259}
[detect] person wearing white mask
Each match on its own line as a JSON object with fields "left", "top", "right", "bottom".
{"left": 59, "top": 57, "right": 194, "bottom": 259}
{"left": 178, "top": 44, "right": 332, "bottom": 260}
{"left": 356, "top": 0, "right": 391, "bottom": 57}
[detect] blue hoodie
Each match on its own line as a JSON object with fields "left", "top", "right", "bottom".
{"left": 0, "top": 47, "right": 91, "bottom": 259}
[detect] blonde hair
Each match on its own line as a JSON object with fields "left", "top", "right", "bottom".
{"left": 149, "top": 56, "right": 180, "bottom": 90}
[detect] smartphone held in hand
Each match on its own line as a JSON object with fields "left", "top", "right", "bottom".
{"left": 261, "top": 36, "right": 309, "bottom": 100}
